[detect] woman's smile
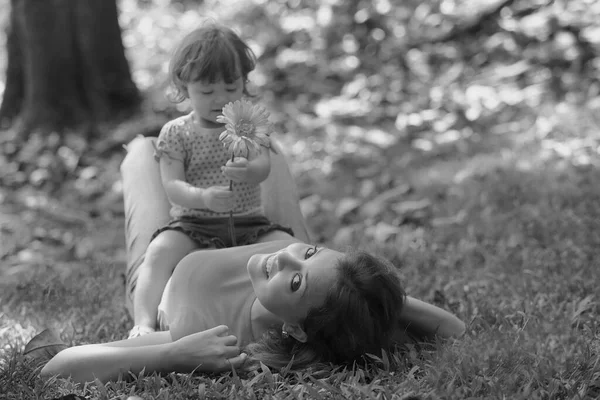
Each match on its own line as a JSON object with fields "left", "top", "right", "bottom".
{"left": 263, "top": 255, "right": 271, "bottom": 279}
{"left": 263, "top": 253, "right": 278, "bottom": 279}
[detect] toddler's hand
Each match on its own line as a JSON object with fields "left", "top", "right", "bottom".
{"left": 128, "top": 325, "right": 155, "bottom": 339}
{"left": 202, "top": 185, "right": 234, "bottom": 212}
{"left": 222, "top": 157, "right": 251, "bottom": 183}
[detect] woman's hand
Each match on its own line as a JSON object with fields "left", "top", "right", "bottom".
{"left": 170, "top": 325, "right": 247, "bottom": 373}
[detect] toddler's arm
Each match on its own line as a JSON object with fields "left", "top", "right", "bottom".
{"left": 159, "top": 156, "right": 209, "bottom": 209}
{"left": 160, "top": 157, "right": 233, "bottom": 212}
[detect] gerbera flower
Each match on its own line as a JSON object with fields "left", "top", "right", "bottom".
{"left": 217, "top": 99, "right": 272, "bottom": 158}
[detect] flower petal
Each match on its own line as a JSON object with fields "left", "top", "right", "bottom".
{"left": 254, "top": 136, "right": 270, "bottom": 147}
{"left": 223, "top": 106, "right": 235, "bottom": 122}
{"left": 232, "top": 139, "right": 246, "bottom": 156}
{"left": 218, "top": 99, "right": 275, "bottom": 154}
{"left": 233, "top": 101, "right": 243, "bottom": 120}
{"left": 254, "top": 125, "right": 271, "bottom": 136}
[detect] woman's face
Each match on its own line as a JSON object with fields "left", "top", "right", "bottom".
{"left": 247, "top": 243, "right": 341, "bottom": 323}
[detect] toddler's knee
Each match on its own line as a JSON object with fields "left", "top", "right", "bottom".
{"left": 145, "top": 239, "right": 173, "bottom": 259}
{"left": 144, "top": 238, "right": 186, "bottom": 268}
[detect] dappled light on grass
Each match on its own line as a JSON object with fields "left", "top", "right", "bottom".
{"left": 0, "top": 257, "right": 131, "bottom": 344}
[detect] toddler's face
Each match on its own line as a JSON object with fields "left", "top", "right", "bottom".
{"left": 187, "top": 78, "right": 244, "bottom": 128}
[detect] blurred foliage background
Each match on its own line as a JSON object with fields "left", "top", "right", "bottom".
{"left": 0, "top": 0, "right": 600, "bottom": 266}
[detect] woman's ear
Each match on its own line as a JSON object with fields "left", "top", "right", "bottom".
{"left": 282, "top": 322, "right": 307, "bottom": 343}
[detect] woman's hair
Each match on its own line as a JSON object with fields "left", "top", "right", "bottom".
{"left": 168, "top": 22, "right": 256, "bottom": 102}
{"left": 245, "top": 250, "right": 406, "bottom": 370}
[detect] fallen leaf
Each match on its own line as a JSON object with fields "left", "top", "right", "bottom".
{"left": 23, "top": 329, "right": 68, "bottom": 367}
{"left": 571, "top": 295, "right": 595, "bottom": 325}
{"left": 372, "top": 184, "right": 412, "bottom": 204}
{"left": 361, "top": 184, "right": 412, "bottom": 218}
{"left": 362, "top": 129, "right": 397, "bottom": 148}
{"left": 335, "top": 197, "right": 362, "bottom": 220}
{"left": 332, "top": 224, "right": 360, "bottom": 247}
{"left": 366, "top": 222, "right": 403, "bottom": 243}
{"left": 431, "top": 210, "right": 467, "bottom": 226}
{"left": 299, "top": 194, "right": 322, "bottom": 218}
{"left": 392, "top": 198, "right": 432, "bottom": 216}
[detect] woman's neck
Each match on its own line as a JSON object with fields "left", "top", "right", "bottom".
{"left": 250, "top": 299, "right": 282, "bottom": 340}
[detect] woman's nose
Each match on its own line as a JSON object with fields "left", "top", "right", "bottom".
{"left": 276, "top": 251, "right": 301, "bottom": 272}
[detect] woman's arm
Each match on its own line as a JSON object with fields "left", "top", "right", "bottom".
{"left": 41, "top": 326, "right": 246, "bottom": 384}
{"left": 398, "top": 296, "right": 465, "bottom": 339}
{"left": 41, "top": 331, "right": 175, "bottom": 383}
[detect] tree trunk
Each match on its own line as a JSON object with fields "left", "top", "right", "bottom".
{"left": 0, "top": 0, "right": 140, "bottom": 137}
{"left": 0, "top": 0, "right": 24, "bottom": 129}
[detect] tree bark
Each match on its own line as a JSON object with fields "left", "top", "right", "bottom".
{"left": 0, "top": 0, "right": 140, "bottom": 137}
{"left": 0, "top": 0, "right": 24, "bottom": 129}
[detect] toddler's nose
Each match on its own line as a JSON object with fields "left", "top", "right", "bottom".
{"left": 214, "top": 92, "right": 227, "bottom": 104}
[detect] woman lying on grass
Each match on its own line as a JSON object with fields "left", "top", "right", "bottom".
{"left": 41, "top": 137, "right": 465, "bottom": 384}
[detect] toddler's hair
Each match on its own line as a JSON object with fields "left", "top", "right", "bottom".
{"left": 169, "top": 22, "right": 256, "bottom": 102}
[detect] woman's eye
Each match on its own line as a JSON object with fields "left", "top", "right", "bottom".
{"left": 304, "top": 246, "right": 318, "bottom": 259}
{"left": 291, "top": 274, "right": 302, "bottom": 292}
{"left": 201, "top": 91, "right": 213, "bottom": 95}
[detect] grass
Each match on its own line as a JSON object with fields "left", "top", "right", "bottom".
{"left": 2, "top": 123, "right": 599, "bottom": 399}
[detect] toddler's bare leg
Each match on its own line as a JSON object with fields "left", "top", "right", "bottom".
{"left": 133, "top": 230, "right": 197, "bottom": 331}
{"left": 255, "top": 230, "right": 298, "bottom": 243}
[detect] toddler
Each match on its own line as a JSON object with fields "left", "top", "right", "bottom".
{"left": 129, "top": 23, "right": 293, "bottom": 338}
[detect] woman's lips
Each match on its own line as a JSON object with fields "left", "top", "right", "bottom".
{"left": 263, "top": 255, "right": 271, "bottom": 279}
{"left": 264, "top": 254, "right": 277, "bottom": 279}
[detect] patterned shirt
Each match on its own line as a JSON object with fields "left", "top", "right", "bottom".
{"left": 155, "top": 113, "right": 263, "bottom": 218}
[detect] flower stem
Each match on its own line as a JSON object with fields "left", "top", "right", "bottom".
{"left": 229, "top": 153, "right": 236, "bottom": 246}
